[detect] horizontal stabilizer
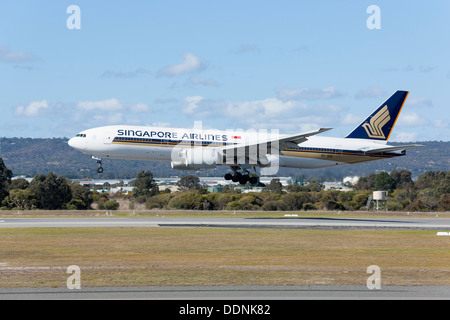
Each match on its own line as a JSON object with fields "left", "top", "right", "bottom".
{"left": 362, "top": 144, "right": 423, "bottom": 154}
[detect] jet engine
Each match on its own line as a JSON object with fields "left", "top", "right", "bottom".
{"left": 171, "top": 147, "right": 221, "bottom": 170}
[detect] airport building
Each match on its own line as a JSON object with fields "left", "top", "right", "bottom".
{"left": 67, "top": 176, "right": 294, "bottom": 194}
{"left": 13, "top": 175, "right": 355, "bottom": 194}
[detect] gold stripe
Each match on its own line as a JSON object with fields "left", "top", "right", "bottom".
{"left": 387, "top": 91, "right": 409, "bottom": 141}
{"left": 281, "top": 150, "right": 396, "bottom": 164}
{"left": 112, "top": 141, "right": 227, "bottom": 148}
{"left": 112, "top": 140, "right": 398, "bottom": 164}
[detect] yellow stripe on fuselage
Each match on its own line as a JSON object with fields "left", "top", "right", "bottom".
{"left": 112, "top": 138, "right": 399, "bottom": 165}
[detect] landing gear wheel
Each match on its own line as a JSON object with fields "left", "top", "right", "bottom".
{"left": 224, "top": 173, "right": 233, "bottom": 180}
{"left": 231, "top": 172, "right": 242, "bottom": 183}
{"left": 249, "top": 176, "right": 258, "bottom": 185}
{"left": 239, "top": 174, "right": 249, "bottom": 185}
{"left": 93, "top": 156, "right": 103, "bottom": 174}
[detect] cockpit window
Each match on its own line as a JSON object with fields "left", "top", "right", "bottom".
{"left": 76, "top": 134, "right": 87, "bottom": 138}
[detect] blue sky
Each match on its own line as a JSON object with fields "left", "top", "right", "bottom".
{"left": 0, "top": 1, "right": 449, "bottom": 141}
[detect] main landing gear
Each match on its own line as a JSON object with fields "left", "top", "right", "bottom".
{"left": 224, "top": 168, "right": 258, "bottom": 185}
{"left": 92, "top": 156, "right": 103, "bottom": 174}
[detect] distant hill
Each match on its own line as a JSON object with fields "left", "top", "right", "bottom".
{"left": 0, "top": 137, "right": 448, "bottom": 181}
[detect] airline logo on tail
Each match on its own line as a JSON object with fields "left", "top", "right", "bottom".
{"left": 362, "top": 105, "right": 390, "bottom": 139}
{"left": 346, "top": 91, "right": 408, "bottom": 141}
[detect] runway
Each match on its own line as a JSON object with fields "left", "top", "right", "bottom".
{"left": 2, "top": 216, "right": 449, "bottom": 301}
{"left": 1, "top": 285, "right": 450, "bottom": 300}
{"left": 1, "top": 216, "right": 450, "bottom": 230}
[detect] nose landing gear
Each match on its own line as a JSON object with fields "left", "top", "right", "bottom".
{"left": 92, "top": 156, "right": 103, "bottom": 174}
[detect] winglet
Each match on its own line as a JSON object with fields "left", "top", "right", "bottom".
{"left": 346, "top": 91, "right": 409, "bottom": 141}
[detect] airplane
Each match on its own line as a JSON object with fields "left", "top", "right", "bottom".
{"left": 68, "top": 90, "right": 422, "bottom": 185}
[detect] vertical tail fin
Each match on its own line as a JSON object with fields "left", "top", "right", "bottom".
{"left": 345, "top": 90, "right": 409, "bottom": 141}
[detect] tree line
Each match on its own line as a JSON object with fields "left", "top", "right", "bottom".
{"left": 143, "top": 170, "right": 449, "bottom": 212}
{"left": 1, "top": 137, "right": 449, "bottom": 180}
{"left": 1, "top": 158, "right": 102, "bottom": 210}
{"left": 0, "top": 158, "right": 448, "bottom": 212}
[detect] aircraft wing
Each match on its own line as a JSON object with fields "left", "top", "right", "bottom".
{"left": 361, "top": 144, "right": 423, "bottom": 154}
{"left": 221, "top": 127, "right": 332, "bottom": 156}
{"left": 275, "top": 127, "right": 333, "bottom": 150}
{"left": 279, "top": 127, "right": 333, "bottom": 147}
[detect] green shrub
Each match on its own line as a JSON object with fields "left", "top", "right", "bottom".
{"left": 303, "top": 203, "right": 315, "bottom": 210}
{"left": 387, "top": 202, "right": 404, "bottom": 211}
{"left": 168, "top": 191, "right": 205, "bottom": 210}
{"left": 103, "top": 200, "right": 120, "bottom": 210}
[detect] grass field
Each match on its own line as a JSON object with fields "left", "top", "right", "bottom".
{"left": 2, "top": 208, "right": 450, "bottom": 218}
{"left": 1, "top": 210, "right": 450, "bottom": 288}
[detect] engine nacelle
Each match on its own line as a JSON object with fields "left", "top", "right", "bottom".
{"left": 171, "top": 148, "right": 220, "bottom": 170}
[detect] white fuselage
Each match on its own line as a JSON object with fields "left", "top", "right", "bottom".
{"left": 68, "top": 125, "right": 404, "bottom": 171}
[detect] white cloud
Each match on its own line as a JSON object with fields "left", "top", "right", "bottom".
{"left": 130, "top": 102, "right": 151, "bottom": 113}
{"left": 297, "top": 122, "right": 323, "bottom": 133}
{"left": 9, "top": 97, "right": 157, "bottom": 137}
{"left": 150, "top": 122, "right": 171, "bottom": 128}
{"left": 382, "top": 65, "right": 414, "bottom": 72}
{"left": 245, "top": 114, "right": 334, "bottom": 133}
{"left": 158, "top": 52, "right": 205, "bottom": 77}
{"left": 418, "top": 65, "right": 435, "bottom": 73}
{"left": 396, "top": 112, "right": 429, "bottom": 126}
{"left": 0, "top": 46, "right": 35, "bottom": 63}
{"left": 391, "top": 131, "right": 419, "bottom": 142}
{"left": 182, "top": 96, "right": 205, "bottom": 115}
{"left": 434, "top": 119, "right": 449, "bottom": 128}
{"left": 76, "top": 98, "right": 124, "bottom": 111}
{"left": 405, "top": 97, "right": 433, "bottom": 107}
{"left": 275, "top": 86, "right": 342, "bottom": 101}
{"left": 91, "top": 113, "right": 124, "bottom": 125}
{"left": 179, "top": 94, "right": 345, "bottom": 132}
{"left": 15, "top": 100, "right": 49, "bottom": 117}
{"left": 76, "top": 99, "right": 151, "bottom": 114}
{"left": 101, "top": 67, "right": 150, "bottom": 79}
{"left": 185, "top": 77, "right": 219, "bottom": 87}
{"left": 341, "top": 113, "right": 362, "bottom": 125}
{"left": 225, "top": 98, "right": 303, "bottom": 118}
{"left": 355, "top": 86, "right": 386, "bottom": 99}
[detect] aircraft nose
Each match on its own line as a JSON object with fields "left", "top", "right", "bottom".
{"left": 68, "top": 137, "right": 82, "bottom": 150}
{"left": 68, "top": 138, "right": 76, "bottom": 148}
